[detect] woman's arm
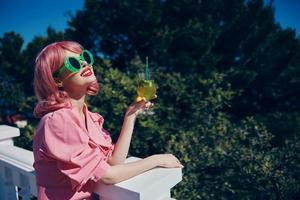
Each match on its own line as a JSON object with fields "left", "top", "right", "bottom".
{"left": 108, "top": 115, "right": 136, "bottom": 165}
{"left": 108, "top": 100, "right": 152, "bottom": 165}
{"left": 102, "top": 154, "right": 183, "bottom": 184}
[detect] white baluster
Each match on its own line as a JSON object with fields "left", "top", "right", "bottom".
{"left": 18, "top": 173, "right": 31, "bottom": 200}
{"left": 0, "top": 125, "right": 20, "bottom": 200}
{"left": 2, "top": 166, "right": 19, "bottom": 200}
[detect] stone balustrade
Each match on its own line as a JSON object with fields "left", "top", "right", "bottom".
{"left": 0, "top": 125, "right": 182, "bottom": 200}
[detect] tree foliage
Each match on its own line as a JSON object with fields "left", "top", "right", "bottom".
{"left": 88, "top": 64, "right": 300, "bottom": 199}
{"left": 67, "top": 0, "right": 300, "bottom": 140}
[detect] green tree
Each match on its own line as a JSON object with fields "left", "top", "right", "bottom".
{"left": 0, "top": 32, "right": 25, "bottom": 117}
{"left": 88, "top": 64, "right": 300, "bottom": 199}
{"left": 67, "top": 0, "right": 300, "bottom": 142}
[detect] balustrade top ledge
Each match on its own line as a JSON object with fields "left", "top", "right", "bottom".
{"left": 94, "top": 157, "right": 182, "bottom": 200}
{"left": 0, "top": 125, "right": 20, "bottom": 141}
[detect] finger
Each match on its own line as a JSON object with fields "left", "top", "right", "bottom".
{"left": 172, "top": 156, "right": 181, "bottom": 164}
{"left": 177, "top": 161, "right": 184, "bottom": 168}
{"left": 145, "top": 101, "right": 152, "bottom": 108}
{"left": 173, "top": 161, "right": 183, "bottom": 168}
{"left": 178, "top": 164, "right": 184, "bottom": 168}
{"left": 151, "top": 95, "right": 158, "bottom": 103}
{"left": 133, "top": 99, "right": 147, "bottom": 109}
{"left": 146, "top": 102, "right": 155, "bottom": 109}
{"left": 136, "top": 96, "right": 147, "bottom": 103}
{"left": 127, "top": 101, "right": 147, "bottom": 116}
{"left": 137, "top": 98, "right": 147, "bottom": 104}
{"left": 174, "top": 159, "right": 184, "bottom": 168}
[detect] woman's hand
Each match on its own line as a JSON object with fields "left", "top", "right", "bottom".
{"left": 152, "top": 154, "right": 184, "bottom": 168}
{"left": 125, "top": 98, "right": 154, "bottom": 118}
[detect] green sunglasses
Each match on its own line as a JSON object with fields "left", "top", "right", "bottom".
{"left": 53, "top": 50, "right": 94, "bottom": 77}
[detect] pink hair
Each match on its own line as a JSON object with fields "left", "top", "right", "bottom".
{"left": 34, "top": 41, "right": 99, "bottom": 118}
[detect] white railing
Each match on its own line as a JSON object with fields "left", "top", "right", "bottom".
{"left": 0, "top": 125, "right": 182, "bottom": 200}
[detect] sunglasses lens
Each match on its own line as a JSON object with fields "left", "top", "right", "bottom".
{"left": 82, "top": 51, "right": 92, "bottom": 65}
{"left": 69, "top": 57, "right": 81, "bottom": 69}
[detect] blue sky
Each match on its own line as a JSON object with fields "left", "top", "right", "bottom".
{"left": 272, "top": 0, "right": 300, "bottom": 33}
{"left": 0, "top": 0, "right": 299, "bottom": 47}
{"left": 0, "top": 0, "right": 84, "bottom": 45}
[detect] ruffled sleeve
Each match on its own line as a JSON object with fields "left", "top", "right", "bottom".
{"left": 89, "top": 112, "right": 115, "bottom": 154}
{"left": 42, "top": 111, "right": 110, "bottom": 191}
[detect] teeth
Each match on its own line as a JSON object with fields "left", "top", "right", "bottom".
{"left": 81, "top": 69, "right": 91, "bottom": 77}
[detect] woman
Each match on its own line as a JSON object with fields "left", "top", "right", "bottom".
{"left": 32, "top": 41, "right": 183, "bottom": 200}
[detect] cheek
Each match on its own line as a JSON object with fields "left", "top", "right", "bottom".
{"left": 66, "top": 73, "right": 97, "bottom": 86}
{"left": 72, "top": 75, "right": 84, "bottom": 82}
{"left": 63, "top": 74, "right": 81, "bottom": 86}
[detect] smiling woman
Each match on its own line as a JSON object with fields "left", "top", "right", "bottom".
{"left": 32, "top": 41, "right": 183, "bottom": 200}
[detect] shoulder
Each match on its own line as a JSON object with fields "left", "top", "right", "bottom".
{"left": 39, "top": 108, "right": 74, "bottom": 132}
{"left": 34, "top": 109, "right": 68, "bottom": 146}
{"left": 42, "top": 108, "right": 72, "bottom": 122}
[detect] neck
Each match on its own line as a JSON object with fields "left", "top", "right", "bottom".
{"left": 69, "top": 94, "right": 86, "bottom": 114}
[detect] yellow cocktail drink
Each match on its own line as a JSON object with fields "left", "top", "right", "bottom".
{"left": 136, "top": 80, "right": 157, "bottom": 102}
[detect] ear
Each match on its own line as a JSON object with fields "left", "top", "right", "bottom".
{"left": 54, "top": 78, "right": 63, "bottom": 88}
{"left": 56, "top": 80, "right": 63, "bottom": 88}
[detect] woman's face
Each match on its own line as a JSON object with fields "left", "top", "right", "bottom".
{"left": 60, "top": 50, "right": 97, "bottom": 93}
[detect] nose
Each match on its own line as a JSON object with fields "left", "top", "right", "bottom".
{"left": 82, "top": 61, "right": 88, "bottom": 66}
{"left": 81, "top": 61, "right": 92, "bottom": 68}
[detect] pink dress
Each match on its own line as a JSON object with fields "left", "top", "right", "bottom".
{"left": 33, "top": 105, "right": 114, "bottom": 200}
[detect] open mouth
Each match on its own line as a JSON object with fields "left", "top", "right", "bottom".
{"left": 80, "top": 68, "right": 93, "bottom": 77}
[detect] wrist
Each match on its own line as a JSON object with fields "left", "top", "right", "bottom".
{"left": 148, "top": 155, "right": 161, "bottom": 167}
{"left": 125, "top": 111, "right": 137, "bottom": 120}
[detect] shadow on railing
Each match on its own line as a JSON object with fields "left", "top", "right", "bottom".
{"left": 0, "top": 125, "right": 182, "bottom": 200}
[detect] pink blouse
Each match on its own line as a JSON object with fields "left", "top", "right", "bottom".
{"left": 33, "top": 105, "right": 114, "bottom": 200}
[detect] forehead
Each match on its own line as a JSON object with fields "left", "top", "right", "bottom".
{"left": 65, "top": 50, "right": 81, "bottom": 58}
